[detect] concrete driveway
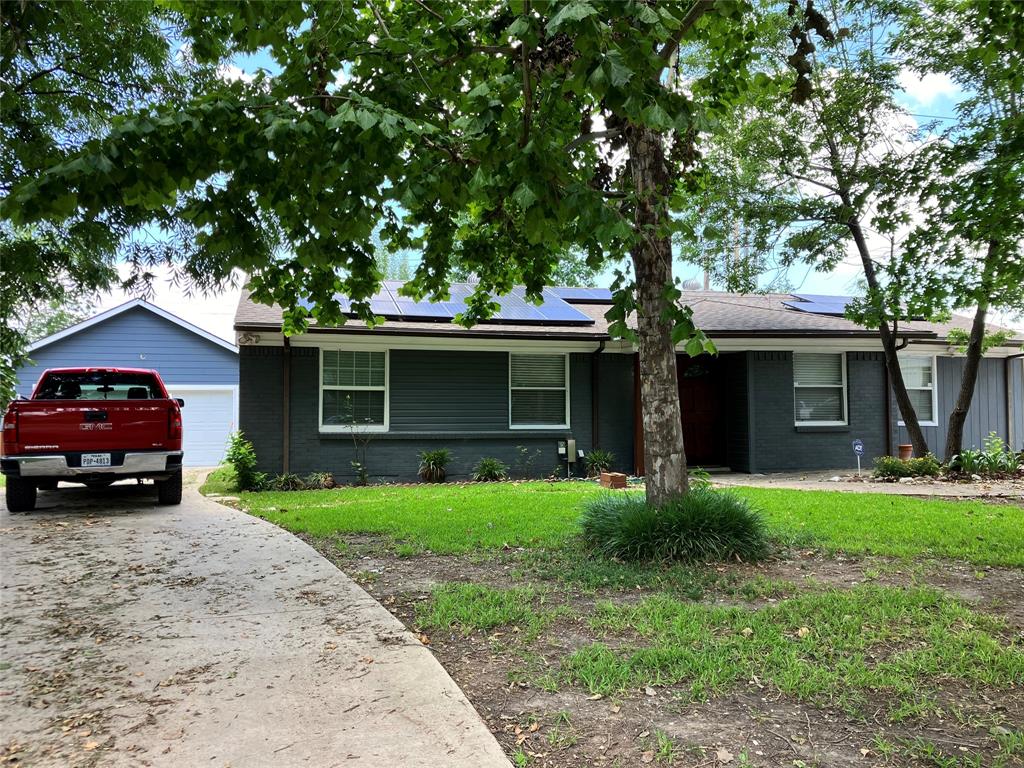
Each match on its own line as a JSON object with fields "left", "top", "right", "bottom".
{"left": 0, "top": 474, "right": 510, "bottom": 767}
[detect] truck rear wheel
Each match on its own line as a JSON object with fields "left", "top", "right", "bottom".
{"left": 5, "top": 478, "right": 37, "bottom": 512}
{"left": 157, "top": 471, "right": 182, "bottom": 505}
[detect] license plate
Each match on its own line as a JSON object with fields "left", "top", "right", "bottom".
{"left": 81, "top": 453, "right": 111, "bottom": 468}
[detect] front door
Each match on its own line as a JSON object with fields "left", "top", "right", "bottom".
{"left": 677, "top": 355, "right": 725, "bottom": 466}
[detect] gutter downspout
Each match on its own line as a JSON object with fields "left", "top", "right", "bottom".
{"left": 282, "top": 336, "right": 291, "bottom": 474}
{"left": 591, "top": 340, "right": 606, "bottom": 450}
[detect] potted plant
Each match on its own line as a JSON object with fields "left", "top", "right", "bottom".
{"left": 418, "top": 448, "right": 451, "bottom": 483}
{"left": 584, "top": 449, "right": 616, "bottom": 478}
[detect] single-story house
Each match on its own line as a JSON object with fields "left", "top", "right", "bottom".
{"left": 234, "top": 284, "right": 1024, "bottom": 481}
{"left": 17, "top": 299, "right": 239, "bottom": 466}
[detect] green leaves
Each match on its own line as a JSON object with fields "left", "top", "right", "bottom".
{"left": 546, "top": 1, "right": 599, "bottom": 34}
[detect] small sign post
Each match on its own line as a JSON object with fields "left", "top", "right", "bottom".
{"left": 852, "top": 439, "right": 865, "bottom": 476}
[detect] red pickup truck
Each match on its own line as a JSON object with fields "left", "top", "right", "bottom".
{"left": 2, "top": 368, "right": 184, "bottom": 512}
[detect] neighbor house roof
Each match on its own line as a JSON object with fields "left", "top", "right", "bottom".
{"left": 234, "top": 287, "right": 1022, "bottom": 345}
{"left": 31, "top": 298, "right": 239, "bottom": 354}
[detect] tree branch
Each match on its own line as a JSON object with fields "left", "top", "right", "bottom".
{"left": 565, "top": 128, "right": 622, "bottom": 151}
{"left": 658, "top": 0, "right": 715, "bottom": 65}
{"left": 519, "top": 0, "right": 532, "bottom": 148}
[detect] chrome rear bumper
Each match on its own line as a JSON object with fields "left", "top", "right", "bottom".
{"left": 6, "top": 452, "right": 183, "bottom": 477}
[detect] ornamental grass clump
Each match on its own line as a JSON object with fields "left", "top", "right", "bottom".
{"left": 580, "top": 487, "right": 769, "bottom": 563}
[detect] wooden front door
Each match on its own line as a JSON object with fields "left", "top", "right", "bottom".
{"left": 677, "top": 355, "right": 725, "bottom": 466}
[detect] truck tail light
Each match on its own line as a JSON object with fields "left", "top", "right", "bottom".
{"left": 2, "top": 408, "right": 17, "bottom": 444}
{"left": 168, "top": 406, "right": 182, "bottom": 440}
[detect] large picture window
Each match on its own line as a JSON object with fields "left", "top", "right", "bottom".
{"left": 793, "top": 352, "right": 847, "bottom": 425}
{"left": 509, "top": 353, "right": 569, "bottom": 428}
{"left": 320, "top": 349, "right": 388, "bottom": 431}
{"left": 898, "top": 355, "right": 936, "bottom": 425}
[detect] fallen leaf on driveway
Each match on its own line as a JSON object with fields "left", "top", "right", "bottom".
{"left": 83, "top": 742, "right": 99, "bottom": 751}
{"left": 717, "top": 747, "right": 734, "bottom": 763}
{"left": 641, "top": 750, "right": 654, "bottom": 763}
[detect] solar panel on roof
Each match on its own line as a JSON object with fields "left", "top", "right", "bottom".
{"left": 548, "top": 286, "right": 614, "bottom": 302}
{"left": 791, "top": 293, "right": 854, "bottom": 305}
{"left": 312, "top": 282, "right": 594, "bottom": 325}
{"left": 783, "top": 294, "right": 853, "bottom": 316}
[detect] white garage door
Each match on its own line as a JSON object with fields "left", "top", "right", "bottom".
{"left": 167, "top": 387, "right": 237, "bottom": 467}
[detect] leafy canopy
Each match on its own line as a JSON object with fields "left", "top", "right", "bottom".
{"left": 4, "top": 0, "right": 756, "bottom": 350}
{"left": 0, "top": 1, "right": 216, "bottom": 401}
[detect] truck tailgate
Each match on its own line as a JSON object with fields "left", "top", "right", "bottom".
{"left": 15, "top": 401, "right": 174, "bottom": 453}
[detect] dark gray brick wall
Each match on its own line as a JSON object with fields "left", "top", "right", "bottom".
{"left": 240, "top": 345, "right": 617, "bottom": 481}
{"left": 595, "top": 353, "right": 635, "bottom": 474}
{"left": 723, "top": 352, "right": 751, "bottom": 472}
{"left": 239, "top": 346, "right": 284, "bottom": 472}
{"left": 749, "top": 351, "right": 887, "bottom": 471}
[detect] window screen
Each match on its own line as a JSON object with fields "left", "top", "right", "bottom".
{"left": 321, "top": 350, "right": 387, "bottom": 428}
{"left": 793, "top": 353, "right": 846, "bottom": 424}
{"left": 510, "top": 354, "right": 568, "bottom": 427}
{"left": 899, "top": 356, "right": 935, "bottom": 422}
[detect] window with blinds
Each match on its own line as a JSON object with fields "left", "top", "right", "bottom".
{"left": 509, "top": 353, "right": 569, "bottom": 428}
{"left": 898, "top": 356, "right": 936, "bottom": 424}
{"left": 793, "top": 352, "right": 847, "bottom": 425}
{"left": 321, "top": 349, "right": 387, "bottom": 430}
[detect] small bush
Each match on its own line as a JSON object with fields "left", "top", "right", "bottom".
{"left": 303, "top": 472, "right": 335, "bottom": 490}
{"left": 225, "top": 431, "right": 265, "bottom": 491}
{"left": 472, "top": 456, "right": 508, "bottom": 482}
{"left": 418, "top": 448, "right": 451, "bottom": 483}
{"left": 948, "top": 448, "right": 985, "bottom": 476}
{"left": 268, "top": 473, "right": 305, "bottom": 491}
{"left": 873, "top": 453, "right": 941, "bottom": 479}
{"left": 584, "top": 449, "right": 616, "bottom": 477}
{"left": 580, "top": 488, "right": 769, "bottom": 563}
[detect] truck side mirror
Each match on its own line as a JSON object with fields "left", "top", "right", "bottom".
{"left": 175, "top": 398, "right": 185, "bottom": 408}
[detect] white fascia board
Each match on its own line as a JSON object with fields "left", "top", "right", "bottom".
{"left": 241, "top": 331, "right": 601, "bottom": 354}
{"left": 29, "top": 298, "right": 238, "bottom": 354}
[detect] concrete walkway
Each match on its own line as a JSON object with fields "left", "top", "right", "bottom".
{"left": 713, "top": 469, "right": 1024, "bottom": 500}
{"left": 0, "top": 475, "right": 510, "bottom": 767}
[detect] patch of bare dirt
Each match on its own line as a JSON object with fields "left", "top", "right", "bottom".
{"left": 307, "top": 534, "right": 1024, "bottom": 768}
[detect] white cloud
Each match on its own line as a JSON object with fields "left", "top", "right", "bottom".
{"left": 217, "top": 64, "right": 256, "bottom": 84}
{"left": 897, "top": 69, "right": 959, "bottom": 108}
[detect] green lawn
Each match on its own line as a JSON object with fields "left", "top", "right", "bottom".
{"left": 224, "top": 476, "right": 1024, "bottom": 566}
{"left": 418, "top": 581, "right": 1024, "bottom": 723}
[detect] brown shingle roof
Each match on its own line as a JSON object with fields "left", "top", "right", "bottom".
{"left": 234, "top": 288, "right": 1022, "bottom": 344}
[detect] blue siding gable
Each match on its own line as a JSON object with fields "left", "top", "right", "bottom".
{"left": 16, "top": 306, "right": 238, "bottom": 397}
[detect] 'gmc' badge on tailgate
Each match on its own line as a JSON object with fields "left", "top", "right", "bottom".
{"left": 79, "top": 423, "right": 113, "bottom": 431}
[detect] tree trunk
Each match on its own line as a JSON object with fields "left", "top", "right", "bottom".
{"left": 944, "top": 300, "right": 988, "bottom": 460}
{"left": 944, "top": 240, "right": 998, "bottom": 460}
{"left": 627, "top": 125, "right": 689, "bottom": 506}
{"left": 844, "top": 208, "right": 930, "bottom": 457}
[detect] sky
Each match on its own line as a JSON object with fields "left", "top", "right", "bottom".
{"left": 109, "top": 45, "right": 1022, "bottom": 339}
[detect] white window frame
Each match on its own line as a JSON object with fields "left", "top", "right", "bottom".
{"left": 318, "top": 348, "right": 390, "bottom": 433}
{"left": 508, "top": 353, "right": 570, "bottom": 430}
{"left": 897, "top": 354, "right": 938, "bottom": 427}
{"left": 793, "top": 352, "right": 848, "bottom": 427}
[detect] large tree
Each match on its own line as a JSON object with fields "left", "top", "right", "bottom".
{"left": 889, "top": 0, "right": 1024, "bottom": 459}
{"left": 0, "top": 0, "right": 217, "bottom": 402}
{"left": 677, "top": 0, "right": 944, "bottom": 456}
{"left": 4, "top": 1, "right": 826, "bottom": 504}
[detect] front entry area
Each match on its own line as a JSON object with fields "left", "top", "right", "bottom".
{"left": 631, "top": 352, "right": 732, "bottom": 475}
{"left": 677, "top": 354, "right": 727, "bottom": 467}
